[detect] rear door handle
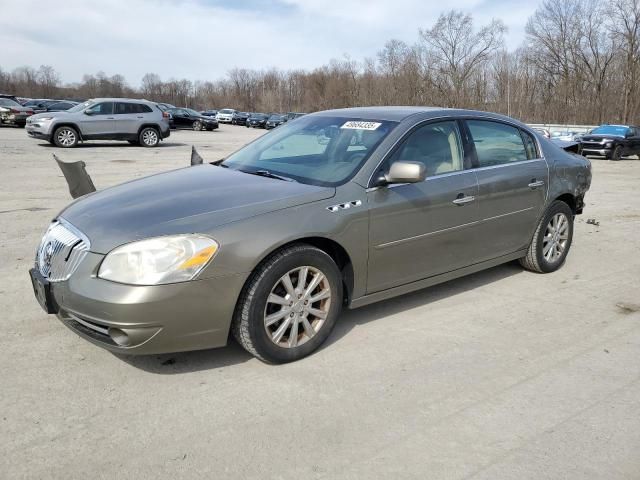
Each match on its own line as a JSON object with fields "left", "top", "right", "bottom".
{"left": 452, "top": 194, "right": 475, "bottom": 206}
{"left": 528, "top": 179, "right": 545, "bottom": 188}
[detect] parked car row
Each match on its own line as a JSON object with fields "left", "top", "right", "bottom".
{"left": 532, "top": 123, "right": 640, "bottom": 160}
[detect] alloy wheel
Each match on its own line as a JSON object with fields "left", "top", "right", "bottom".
{"left": 263, "top": 266, "right": 332, "bottom": 348}
{"left": 142, "top": 129, "right": 158, "bottom": 146}
{"left": 543, "top": 213, "right": 569, "bottom": 263}
{"left": 56, "top": 128, "right": 76, "bottom": 147}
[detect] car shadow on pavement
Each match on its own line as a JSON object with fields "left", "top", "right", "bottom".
{"left": 37, "top": 142, "right": 187, "bottom": 148}
{"left": 322, "top": 261, "right": 524, "bottom": 351}
{"left": 117, "top": 262, "right": 523, "bottom": 374}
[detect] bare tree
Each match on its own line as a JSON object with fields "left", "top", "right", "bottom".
{"left": 420, "top": 10, "right": 506, "bottom": 106}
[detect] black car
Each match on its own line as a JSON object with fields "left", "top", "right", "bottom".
{"left": 265, "top": 114, "right": 287, "bottom": 129}
{"left": 232, "top": 111, "right": 250, "bottom": 126}
{"left": 41, "top": 101, "right": 79, "bottom": 112}
{"left": 580, "top": 125, "right": 640, "bottom": 160}
{"left": 167, "top": 108, "right": 219, "bottom": 131}
{"left": 246, "top": 113, "right": 268, "bottom": 128}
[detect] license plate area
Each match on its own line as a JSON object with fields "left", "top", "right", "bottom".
{"left": 29, "top": 268, "right": 58, "bottom": 314}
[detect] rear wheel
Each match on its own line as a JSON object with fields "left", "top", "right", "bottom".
{"left": 139, "top": 127, "right": 160, "bottom": 147}
{"left": 53, "top": 126, "right": 79, "bottom": 148}
{"left": 520, "top": 200, "right": 574, "bottom": 273}
{"left": 232, "top": 244, "right": 343, "bottom": 363}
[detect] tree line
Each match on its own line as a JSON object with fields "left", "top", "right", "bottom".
{"left": 1, "top": 0, "right": 638, "bottom": 125}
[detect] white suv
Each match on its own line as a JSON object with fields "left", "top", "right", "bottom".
{"left": 216, "top": 108, "right": 235, "bottom": 123}
{"left": 25, "top": 98, "right": 171, "bottom": 148}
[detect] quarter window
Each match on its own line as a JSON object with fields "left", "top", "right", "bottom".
{"left": 385, "top": 121, "right": 464, "bottom": 177}
{"left": 520, "top": 130, "right": 539, "bottom": 159}
{"left": 467, "top": 120, "right": 528, "bottom": 167}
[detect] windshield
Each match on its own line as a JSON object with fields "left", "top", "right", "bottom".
{"left": 222, "top": 116, "right": 397, "bottom": 187}
{"left": 185, "top": 108, "right": 201, "bottom": 116}
{"left": 250, "top": 114, "right": 267, "bottom": 119}
{"left": 220, "top": 109, "right": 234, "bottom": 114}
{"left": 68, "top": 101, "right": 94, "bottom": 113}
{"left": 269, "top": 115, "right": 284, "bottom": 121}
{"left": 0, "top": 98, "right": 21, "bottom": 107}
{"left": 591, "top": 125, "right": 631, "bottom": 137}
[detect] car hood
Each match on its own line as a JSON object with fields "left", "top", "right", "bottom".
{"left": 581, "top": 134, "right": 621, "bottom": 142}
{"left": 59, "top": 165, "right": 335, "bottom": 254}
{"left": 29, "top": 111, "right": 71, "bottom": 120}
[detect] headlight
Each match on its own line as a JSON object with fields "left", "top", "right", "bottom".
{"left": 39, "top": 117, "right": 54, "bottom": 121}
{"left": 98, "top": 235, "right": 219, "bottom": 285}
{"left": 605, "top": 142, "right": 613, "bottom": 148}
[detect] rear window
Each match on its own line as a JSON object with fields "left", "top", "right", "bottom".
{"left": 115, "top": 102, "right": 153, "bottom": 114}
{"left": 467, "top": 120, "right": 529, "bottom": 167}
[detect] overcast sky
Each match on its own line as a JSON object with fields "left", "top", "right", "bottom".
{"left": 0, "top": 0, "right": 541, "bottom": 86}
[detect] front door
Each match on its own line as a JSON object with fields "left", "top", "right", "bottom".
{"left": 367, "top": 120, "right": 481, "bottom": 293}
{"left": 78, "top": 101, "right": 115, "bottom": 137}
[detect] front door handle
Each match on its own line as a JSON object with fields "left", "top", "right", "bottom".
{"left": 452, "top": 194, "right": 476, "bottom": 206}
{"left": 528, "top": 179, "right": 545, "bottom": 189}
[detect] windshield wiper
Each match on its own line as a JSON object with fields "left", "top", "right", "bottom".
{"left": 242, "top": 169, "right": 297, "bottom": 182}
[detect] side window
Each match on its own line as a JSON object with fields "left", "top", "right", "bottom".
{"left": 467, "top": 120, "right": 528, "bottom": 167}
{"left": 386, "top": 121, "right": 464, "bottom": 177}
{"left": 86, "top": 102, "right": 113, "bottom": 115}
{"left": 115, "top": 102, "right": 128, "bottom": 114}
{"left": 138, "top": 103, "right": 152, "bottom": 113}
{"left": 520, "top": 130, "right": 539, "bottom": 159}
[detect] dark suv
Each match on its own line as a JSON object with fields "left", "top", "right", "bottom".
{"left": 580, "top": 125, "right": 640, "bottom": 160}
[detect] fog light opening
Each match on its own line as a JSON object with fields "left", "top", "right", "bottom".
{"left": 108, "top": 328, "right": 130, "bottom": 347}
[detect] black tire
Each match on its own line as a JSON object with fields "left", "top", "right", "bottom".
{"left": 611, "top": 144, "right": 623, "bottom": 161}
{"left": 52, "top": 126, "right": 79, "bottom": 148}
{"left": 192, "top": 120, "right": 202, "bottom": 131}
{"left": 138, "top": 127, "right": 160, "bottom": 147}
{"left": 232, "top": 244, "right": 343, "bottom": 363}
{"left": 519, "top": 200, "right": 574, "bottom": 273}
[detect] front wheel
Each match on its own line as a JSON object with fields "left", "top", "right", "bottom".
{"left": 520, "top": 200, "right": 574, "bottom": 273}
{"left": 611, "top": 145, "right": 623, "bottom": 160}
{"left": 53, "top": 126, "right": 79, "bottom": 148}
{"left": 139, "top": 127, "right": 160, "bottom": 147}
{"left": 192, "top": 120, "right": 202, "bottom": 131}
{"left": 232, "top": 244, "right": 343, "bottom": 363}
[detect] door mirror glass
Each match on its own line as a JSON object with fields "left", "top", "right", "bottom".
{"left": 384, "top": 161, "right": 426, "bottom": 185}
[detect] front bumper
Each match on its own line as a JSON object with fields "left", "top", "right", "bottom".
{"left": 40, "top": 252, "right": 246, "bottom": 355}
{"left": 582, "top": 148, "right": 611, "bottom": 157}
{"left": 26, "top": 119, "right": 55, "bottom": 138}
{"left": 1, "top": 113, "right": 30, "bottom": 126}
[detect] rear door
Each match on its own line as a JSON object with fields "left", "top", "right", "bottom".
{"left": 77, "top": 101, "right": 115, "bottom": 137}
{"left": 366, "top": 120, "right": 481, "bottom": 293}
{"left": 113, "top": 102, "right": 140, "bottom": 136}
{"left": 463, "top": 119, "right": 548, "bottom": 261}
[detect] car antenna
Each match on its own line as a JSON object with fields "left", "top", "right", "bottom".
{"left": 53, "top": 154, "right": 96, "bottom": 199}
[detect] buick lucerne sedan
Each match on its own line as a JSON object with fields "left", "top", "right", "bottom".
{"left": 29, "top": 107, "right": 592, "bottom": 363}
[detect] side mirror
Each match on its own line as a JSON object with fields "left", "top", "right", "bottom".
{"left": 380, "top": 161, "right": 426, "bottom": 185}
{"left": 84, "top": 110, "right": 94, "bottom": 116}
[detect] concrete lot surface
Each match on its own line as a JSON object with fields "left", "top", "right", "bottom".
{"left": 1, "top": 125, "right": 639, "bottom": 479}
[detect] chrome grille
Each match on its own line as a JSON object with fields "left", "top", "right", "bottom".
{"left": 35, "top": 220, "right": 89, "bottom": 282}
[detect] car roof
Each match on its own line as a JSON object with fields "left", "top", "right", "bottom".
{"left": 89, "top": 98, "right": 155, "bottom": 104}
{"left": 311, "top": 106, "right": 529, "bottom": 126}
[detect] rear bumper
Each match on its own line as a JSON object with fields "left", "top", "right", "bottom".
{"left": 45, "top": 252, "right": 246, "bottom": 355}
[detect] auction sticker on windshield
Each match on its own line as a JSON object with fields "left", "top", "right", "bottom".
{"left": 341, "top": 121, "right": 382, "bottom": 130}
